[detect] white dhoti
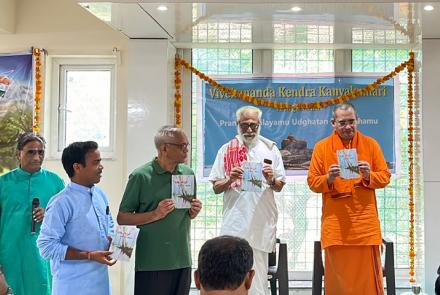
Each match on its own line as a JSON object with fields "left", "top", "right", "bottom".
{"left": 249, "top": 247, "right": 269, "bottom": 295}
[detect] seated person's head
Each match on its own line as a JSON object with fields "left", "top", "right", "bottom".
{"left": 195, "top": 235, "right": 254, "bottom": 294}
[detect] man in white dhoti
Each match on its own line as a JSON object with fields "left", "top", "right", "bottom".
{"left": 209, "top": 105, "right": 286, "bottom": 295}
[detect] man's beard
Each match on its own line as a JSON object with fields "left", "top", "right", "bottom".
{"left": 237, "top": 126, "right": 260, "bottom": 147}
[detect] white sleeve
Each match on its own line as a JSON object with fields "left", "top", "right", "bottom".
{"left": 272, "top": 146, "right": 286, "bottom": 182}
{"left": 208, "top": 147, "right": 226, "bottom": 182}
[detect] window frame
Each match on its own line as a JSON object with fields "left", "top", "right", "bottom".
{"left": 48, "top": 56, "right": 117, "bottom": 159}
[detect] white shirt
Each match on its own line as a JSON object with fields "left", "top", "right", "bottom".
{"left": 209, "top": 135, "right": 286, "bottom": 252}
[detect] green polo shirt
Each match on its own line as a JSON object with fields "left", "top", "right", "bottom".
{"left": 119, "top": 158, "right": 196, "bottom": 271}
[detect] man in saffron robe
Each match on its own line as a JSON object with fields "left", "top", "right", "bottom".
{"left": 209, "top": 106, "right": 286, "bottom": 295}
{"left": 307, "top": 102, "right": 391, "bottom": 295}
{"left": 0, "top": 132, "right": 64, "bottom": 295}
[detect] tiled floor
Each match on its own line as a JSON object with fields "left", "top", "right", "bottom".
{"left": 189, "top": 287, "right": 413, "bottom": 294}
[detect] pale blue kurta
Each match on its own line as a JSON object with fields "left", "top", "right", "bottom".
{"left": 0, "top": 168, "right": 64, "bottom": 295}
{"left": 37, "top": 182, "right": 114, "bottom": 295}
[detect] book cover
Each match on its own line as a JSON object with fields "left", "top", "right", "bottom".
{"left": 172, "top": 175, "right": 195, "bottom": 209}
{"left": 242, "top": 162, "right": 263, "bottom": 192}
{"left": 337, "top": 148, "right": 360, "bottom": 179}
{"left": 110, "top": 225, "right": 140, "bottom": 262}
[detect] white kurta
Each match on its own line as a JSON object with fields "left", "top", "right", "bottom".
{"left": 209, "top": 135, "right": 286, "bottom": 253}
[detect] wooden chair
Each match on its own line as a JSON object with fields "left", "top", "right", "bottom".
{"left": 268, "top": 239, "right": 289, "bottom": 295}
{"left": 312, "top": 238, "right": 396, "bottom": 295}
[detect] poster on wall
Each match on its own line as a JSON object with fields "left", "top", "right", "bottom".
{"left": 0, "top": 53, "right": 34, "bottom": 175}
{"left": 199, "top": 75, "right": 399, "bottom": 177}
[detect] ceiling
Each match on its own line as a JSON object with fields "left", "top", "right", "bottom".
{"left": 76, "top": 1, "right": 440, "bottom": 48}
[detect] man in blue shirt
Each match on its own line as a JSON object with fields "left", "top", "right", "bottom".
{"left": 37, "top": 141, "right": 115, "bottom": 295}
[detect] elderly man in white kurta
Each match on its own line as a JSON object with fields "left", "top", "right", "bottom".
{"left": 209, "top": 105, "right": 286, "bottom": 295}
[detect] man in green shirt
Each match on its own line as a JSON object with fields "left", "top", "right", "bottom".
{"left": 118, "top": 125, "right": 202, "bottom": 295}
{"left": 0, "top": 132, "right": 64, "bottom": 295}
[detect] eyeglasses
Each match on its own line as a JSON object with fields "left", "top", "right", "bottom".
{"left": 24, "top": 149, "right": 45, "bottom": 156}
{"left": 25, "top": 149, "right": 45, "bottom": 156}
{"left": 239, "top": 122, "right": 259, "bottom": 131}
{"left": 166, "top": 142, "right": 190, "bottom": 150}
{"left": 336, "top": 119, "right": 357, "bottom": 127}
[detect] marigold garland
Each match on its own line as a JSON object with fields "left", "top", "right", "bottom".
{"left": 174, "top": 56, "right": 182, "bottom": 127}
{"left": 175, "top": 56, "right": 410, "bottom": 112}
{"left": 407, "top": 51, "right": 416, "bottom": 283}
{"left": 32, "top": 48, "right": 43, "bottom": 133}
{"left": 413, "top": 66, "right": 423, "bottom": 287}
{"left": 367, "top": 5, "right": 410, "bottom": 40}
{"left": 174, "top": 53, "right": 418, "bottom": 283}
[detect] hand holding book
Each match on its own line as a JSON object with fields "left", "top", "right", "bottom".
{"left": 229, "top": 166, "right": 244, "bottom": 183}
{"left": 89, "top": 250, "right": 116, "bottom": 266}
{"left": 262, "top": 158, "right": 274, "bottom": 185}
{"left": 188, "top": 198, "right": 202, "bottom": 219}
{"left": 358, "top": 160, "right": 370, "bottom": 182}
{"left": 155, "top": 199, "right": 175, "bottom": 219}
{"left": 327, "top": 163, "right": 340, "bottom": 185}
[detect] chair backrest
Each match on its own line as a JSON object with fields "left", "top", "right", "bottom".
{"left": 312, "top": 241, "right": 324, "bottom": 295}
{"left": 436, "top": 265, "right": 440, "bottom": 295}
{"left": 312, "top": 239, "right": 396, "bottom": 295}
{"left": 268, "top": 239, "right": 289, "bottom": 295}
{"left": 268, "top": 242, "right": 277, "bottom": 267}
{"left": 435, "top": 276, "right": 440, "bottom": 295}
{"left": 382, "top": 238, "right": 396, "bottom": 295}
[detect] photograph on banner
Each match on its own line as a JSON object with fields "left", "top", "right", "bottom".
{"left": 200, "top": 75, "right": 399, "bottom": 177}
{"left": 0, "top": 54, "right": 34, "bottom": 175}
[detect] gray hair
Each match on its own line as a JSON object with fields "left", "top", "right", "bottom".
{"left": 17, "top": 132, "right": 45, "bottom": 150}
{"left": 332, "top": 102, "right": 358, "bottom": 120}
{"left": 154, "top": 125, "right": 185, "bottom": 150}
{"left": 235, "top": 105, "right": 262, "bottom": 122}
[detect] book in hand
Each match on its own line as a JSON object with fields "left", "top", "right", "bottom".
{"left": 110, "top": 225, "right": 140, "bottom": 262}
{"left": 172, "top": 175, "right": 195, "bottom": 209}
{"left": 241, "top": 161, "right": 263, "bottom": 192}
{"left": 337, "top": 148, "right": 360, "bottom": 179}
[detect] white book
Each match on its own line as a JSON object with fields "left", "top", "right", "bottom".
{"left": 242, "top": 162, "right": 263, "bottom": 192}
{"left": 110, "top": 225, "right": 140, "bottom": 262}
{"left": 337, "top": 148, "right": 360, "bottom": 179}
{"left": 172, "top": 175, "right": 195, "bottom": 209}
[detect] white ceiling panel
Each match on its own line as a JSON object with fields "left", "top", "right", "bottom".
{"left": 77, "top": 1, "right": 440, "bottom": 47}
{"left": 80, "top": 2, "right": 173, "bottom": 39}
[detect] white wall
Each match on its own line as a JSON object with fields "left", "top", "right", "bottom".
{"left": 0, "top": 0, "right": 129, "bottom": 293}
{"left": 126, "top": 40, "right": 176, "bottom": 173}
{"left": 123, "top": 39, "right": 176, "bottom": 294}
{"left": 0, "top": 0, "right": 15, "bottom": 34}
{"left": 422, "top": 39, "right": 440, "bottom": 295}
